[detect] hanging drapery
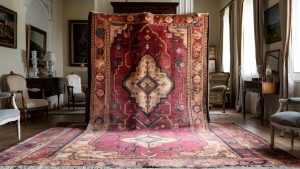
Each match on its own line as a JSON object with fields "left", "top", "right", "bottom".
{"left": 219, "top": 9, "right": 225, "bottom": 72}
{"left": 253, "top": 0, "right": 264, "bottom": 117}
{"left": 235, "top": 0, "right": 244, "bottom": 111}
{"left": 279, "top": 0, "right": 292, "bottom": 101}
{"left": 219, "top": 2, "right": 235, "bottom": 107}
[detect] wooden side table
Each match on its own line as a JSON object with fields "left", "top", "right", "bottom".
{"left": 243, "top": 81, "right": 279, "bottom": 125}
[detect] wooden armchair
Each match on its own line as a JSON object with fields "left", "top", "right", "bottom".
{"left": 5, "top": 71, "right": 48, "bottom": 123}
{"left": 209, "top": 72, "right": 230, "bottom": 113}
{"left": 0, "top": 92, "right": 21, "bottom": 140}
{"left": 66, "top": 73, "right": 86, "bottom": 110}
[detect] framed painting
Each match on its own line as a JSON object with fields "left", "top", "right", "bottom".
{"left": 0, "top": 5, "right": 17, "bottom": 48}
{"left": 69, "top": 20, "right": 88, "bottom": 67}
{"left": 26, "top": 25, "right": 47, "bottom": 68}
{"left": 264, "top": 4, "right": 281, "bottom": 44}
{"left": 208, "top": 45, "right": 217, "bottom": 60}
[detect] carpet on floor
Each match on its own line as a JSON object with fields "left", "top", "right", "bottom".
{"left": 1, "top": 12, "right": 299, "bottom": 168}
{"left": 0, "top": 123, "right": 299, "bottom": 167}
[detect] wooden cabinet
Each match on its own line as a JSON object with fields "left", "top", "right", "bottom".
{"left": 111, "top": 2, "right": 179, "bottom": 14}
{"left": 243, "top": 81, "right": 279, "bottom": 125}
{"left": 26, "top": 77, "right": 65, "bottom": 109}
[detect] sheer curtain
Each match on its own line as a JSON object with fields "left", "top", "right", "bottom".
{"left": 288, "top": 0, "right": 300, "bottom": 96}
{"left": 241, "top": 0, "right": 258, "bottom": 80}
{"left": 222, "top": 6, "right": 231, "bottom": 73}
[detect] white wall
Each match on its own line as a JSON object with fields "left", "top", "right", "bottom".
{"left": 62, "top": 0, "right": 93, "bottom": 89}
{"left": 0, "top": 0, "right": 27, "bottom": 86}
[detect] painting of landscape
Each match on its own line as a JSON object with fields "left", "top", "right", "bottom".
{"left": 264, "top": 4, "right": 281, "bottom": 44}
{"left": 0, "top": 5, "right": 17, "bottom": 48}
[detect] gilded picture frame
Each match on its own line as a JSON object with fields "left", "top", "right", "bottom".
{"left": 0, "top": 5, "right": 17, "bottom": 48}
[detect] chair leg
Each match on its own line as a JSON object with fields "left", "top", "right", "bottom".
{"left": 23, "top": 110, "right": 27, "bottom": 124}
{"left": 68, "top": 101, "right": 70, "bottom": 110}
{"left": 17, "top": 117, "right": 21, "bottom": 140}
{"left": 291, "top": 130, "right": 294, "bottom": 149}
{"left": 270, "top": 125, "right": 275, "bottom": 149}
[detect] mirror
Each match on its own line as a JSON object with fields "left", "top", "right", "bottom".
{"left": 265, "top": 50, "right": 280, "bottom": 74}
{"left": 26, "top": 25, "right": 47, "bottom": 68}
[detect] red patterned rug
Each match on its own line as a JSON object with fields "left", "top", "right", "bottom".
{"left": 1, "top": 12, "right": 299, "bottom": 168}
{"left": 1, "top": 123, "right": 299, "bottom": 167}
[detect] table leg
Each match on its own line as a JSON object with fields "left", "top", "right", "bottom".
{"left": 243, "top": 90, "right": 246, "bottom": 119}
{"left": 57, "top": 94, "right": 60, "bottom": 109}
{"left": 261, "top": 93, "right": 264, "bottom": 126}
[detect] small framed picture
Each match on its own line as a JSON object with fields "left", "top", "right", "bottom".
{"left": 208, "top": 45, "right": 217, "bottom": 60}
{"left": 0, "top": 5, "right": 17, "bottom": 48}
{"left": 264, "top": 4, "right": 281, "bottom": 44}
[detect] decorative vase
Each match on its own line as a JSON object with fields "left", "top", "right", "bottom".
{"left": 31, "top": 51, "right": 38, "bottom": 78}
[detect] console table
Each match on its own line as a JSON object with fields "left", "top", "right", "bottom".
{"left": 243, "top": 81, "right": 279, "bottom": 125}
{"left": 26, "top": 77, "right": 65, "bottom": 109}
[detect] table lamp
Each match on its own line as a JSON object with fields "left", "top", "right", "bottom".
{"left": 43, "top": 51, "right": 56, "bottom": 77}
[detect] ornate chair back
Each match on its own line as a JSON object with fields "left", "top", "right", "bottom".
{"left": 6, "top": 72, "right": 29, "bottom": 108}
{"left": 66, "top": 74, "right": 82, "bottom": 93}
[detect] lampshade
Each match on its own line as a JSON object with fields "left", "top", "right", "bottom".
{"left": 42, "top": 51, "right": 56, "bottom": 62}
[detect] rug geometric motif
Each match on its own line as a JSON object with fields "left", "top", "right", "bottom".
{"left": 124, "top": 54, "right": 174, "bottom": 127}
{"left": 121, "top": 134, "right": 178, "bottom": 148}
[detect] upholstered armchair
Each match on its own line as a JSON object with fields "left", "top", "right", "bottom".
{"left": 5, "top": 71, "right": 48, "bottom": 123}
{"left": 209, "top": 72, "right": 230, "bottom": 113}
{"left": 270, "top": 98, "right": 300, "bottom": 149}
{"left": 0, "top": 92, "right": 21, "bottom": 140}
{"left": 66, "top": 73, "right": 86, "bottom": 110}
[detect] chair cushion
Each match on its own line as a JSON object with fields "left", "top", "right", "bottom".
{"left": 17, "top": 99, "right": 48, "bottom": 109}
{"left": 0, "top": 109, "right": 20, "bottom": 122}
{"left": 270, "top": 111, "right": 300, "bottom": 128}
{"left": 210, "top": 85, "right": 227, "bottom": 91}
{"left": 74, "top": 93, "right": 86, "bottom": 102}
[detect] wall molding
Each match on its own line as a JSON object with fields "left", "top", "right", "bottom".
{"left": 23, "top": 0, "right": 55, "bottom": 20}
{"left": 94, "top": 0, "right": 194, "bottom": 14}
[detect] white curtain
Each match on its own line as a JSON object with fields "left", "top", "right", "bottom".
{"left": 222, "top": 6, "right": 231, "bottom": 73}
{"left": 241, "top": 0, "right": 258, "bottom": 80}
{"left": 288, "top": 0, "right": 300, "bottom": 96}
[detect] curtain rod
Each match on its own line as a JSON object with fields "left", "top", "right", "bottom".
{"left": 219, "top": 0, "right": 233, "bottom": 13}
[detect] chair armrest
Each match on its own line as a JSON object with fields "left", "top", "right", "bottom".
{"left": 28, "top": 88, "right": 46, "bottom": 99}
{"left": 0, "top": 92, "right": 11, "bottom": 99}
{"left": 28, "top": 88, "right": 41, "bottom": 92}
{"left": 10, "top": 90, "right": 26, "bottom": 109}
{"left": 287, "top": 97, "right": 300, "bottom": 105}
{"left": 10, "top": 93, "right": 18, "bottom": 110}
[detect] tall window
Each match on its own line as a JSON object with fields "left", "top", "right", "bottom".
{"left": 241, "top": 0, "right": 257, "bottom": 80}
{"left": 290, "top": 0, "right": 300, "bottom": 74}
{"left": 222, "top": 6, "right": 231, "bottom": 73}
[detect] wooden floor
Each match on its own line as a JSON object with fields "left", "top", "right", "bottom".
{"left": 210, "top": 108, "right": 300, "bottom": 159}
{"left": 0, "top": 112, "right": 85, "bottom": 151}
{"left": 0, "top": 108, "right": 299, "bottom": 159}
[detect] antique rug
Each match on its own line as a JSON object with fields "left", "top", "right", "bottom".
{"left": 1, "top": 123, "right": 299, "bottom": 167}
{"left": 0, "top": 12, "right": 299, "bottom": 168}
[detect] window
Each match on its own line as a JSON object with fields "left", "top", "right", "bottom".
{"left": 241, "top": 0, "right": 258, "bottom": 80}
{"left": 222, "top": 6, "right": 231, "bottom": 73}
{"left": 290, "top": 0, "right": 300, "bottom": 73}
